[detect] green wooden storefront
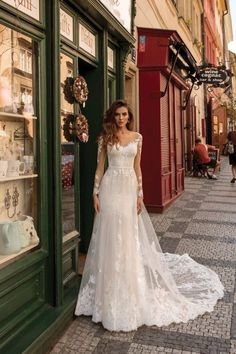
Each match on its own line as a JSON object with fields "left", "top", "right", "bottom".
{"left": 0, "top": 1, "right": 135, "bottom": 353}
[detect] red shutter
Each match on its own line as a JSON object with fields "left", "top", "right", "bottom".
{"left": 169, "top": 81, "right": 176, "bottom": 196}
{"left": 160, "top": 74, "right": 171, "bottom": 202}
{"left": 174, "top": 86, "right": 184, "bottom": 192}
{"left": 160, "top": 74, "right": 170, "bottom": 173}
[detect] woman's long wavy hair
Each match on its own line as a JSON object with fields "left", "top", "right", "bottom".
{"left": 99, "top": 100, "right": 134, "bottom": 147}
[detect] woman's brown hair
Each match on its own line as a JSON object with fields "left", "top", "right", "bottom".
{"left": 99, "top": 100, "right": 134, "bottom": 147}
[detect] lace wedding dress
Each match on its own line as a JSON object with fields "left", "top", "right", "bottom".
{"left": 75, "top": 133, "right": 224, "bottom": 331}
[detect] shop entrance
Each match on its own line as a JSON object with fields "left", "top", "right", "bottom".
{"left": 212, "top": 106, "right": 227, "bottom": 153}
{"left": 76, "top": 58, "right": 104, "bottom": 274}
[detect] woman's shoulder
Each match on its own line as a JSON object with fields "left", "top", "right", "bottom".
{"left": 132, "top": 132, "right": 142, "bottom": 140}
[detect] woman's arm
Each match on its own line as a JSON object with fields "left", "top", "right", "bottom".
{"left": 93, "top": 138, "right": 106, "bottom": 213}
{"left": 134, "top": 134, "right": 144, "bottom": 214}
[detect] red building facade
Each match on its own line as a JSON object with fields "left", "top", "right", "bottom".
{"left": 204, "top": 0, "right": 217, "bottom": 65}
{"left": 137, "top": 28, "right": 196, "bottom": 211}
{"left": 203, "top": 0, "right": 228, "bottom": 149}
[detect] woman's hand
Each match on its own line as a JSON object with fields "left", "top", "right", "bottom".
{"left": 93, "top": 194, "right": 100, "bottom": 213}
{"left": 137, "top": 196, "right": 144, "bottom": 215}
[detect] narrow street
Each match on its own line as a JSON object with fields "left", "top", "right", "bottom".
{"left": 50, "top": 156, "right": 236, "bottom": 354}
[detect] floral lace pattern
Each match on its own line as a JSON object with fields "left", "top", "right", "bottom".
{"left": 75, "top": 133, "right": 224, "bottom": 331}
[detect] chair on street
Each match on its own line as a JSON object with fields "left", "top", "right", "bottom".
{"left": 189, "top": 154, "right": 209, "bottom": 178}
{"left": 189, "top": 148, "right": 220, "bottom": 179}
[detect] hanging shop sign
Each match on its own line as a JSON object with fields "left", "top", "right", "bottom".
{"left": 181, "top": 64, "right": 233, "bottom": 110}
{"left": 2, "top": 0, "right": 40, "bottom": 20}
{"left": 79, "top": 24, "right": 96, "bottom": 57}
{"left": 197, "top": 66, "right": 228, "bottom": 85}
{"left": 60, "top": 8, "right": 74, "bottom": 42}
{"left": 99, "top": 0, "right": 132, "bottom": 33}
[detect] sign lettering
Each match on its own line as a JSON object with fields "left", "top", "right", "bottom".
{"left": 198, "top": 67, "right": 228, "bottom": 84}
{"left": 79, "top": 24, "right": 96, "bottom": 57}
{"left": 60, "top": 9, "right": 74, "bottom": 42}
{"left": 108, "top": 47, "right": 114, "bottom": 69}
{"left": 2, "top": 0, "right": 40, "bottom": 20}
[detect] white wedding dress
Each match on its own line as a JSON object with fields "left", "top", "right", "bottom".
{"left": 75, "top": 133, "right": 224, "bottom": 331}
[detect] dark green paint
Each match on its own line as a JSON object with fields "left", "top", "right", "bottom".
{"left": 0, "top": 0, "right": 135, "bottom": 352}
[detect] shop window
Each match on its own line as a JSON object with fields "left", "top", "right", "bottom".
{"left": 219, "top": 122, "right": 223, "bottom": 134}
{"left": 183, "top": 0, "right": 192, "bottom": 27}
{"left": 20, "top": 87, "right": 33, "bottom": 106}
{"left": 213, "top": 115, "right": 218, "bottom": 135}
{"left": 0, "top": 25, "right": 39, "bottom": 268}
{"left": 107, "top": 44, "right": 116, "bottom": 107}
{"left": 19, "top": 49, "right": 32, "bottom": 74}
{"left": 108, "top": 76, "right": 116, "bottom": 107}
{"left": 60, "top": 52, "right": 76, "bottom": 236}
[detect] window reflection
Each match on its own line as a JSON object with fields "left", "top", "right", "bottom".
{"left": 0, "top": 25, "right": 39, "bottom": 267}
{"left": 60, "top": 53, "right": 75, "bottom": 235}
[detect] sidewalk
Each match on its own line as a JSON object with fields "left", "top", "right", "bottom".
{"left": 50, "top": 156, "right": 236, "bottom": 354}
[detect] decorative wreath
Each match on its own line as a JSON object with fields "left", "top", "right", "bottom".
{"left": 63, "top": 113, "right": 89, "bottom": 143}
{"left": 73, "top": 76, "right": 89, "bottom": 105}
{"left": 63, "top": 77, "right": 75, "bottom": 104}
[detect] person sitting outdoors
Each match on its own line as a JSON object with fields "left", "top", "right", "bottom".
{"left": 193, "top": 137, "right": 219, "bottom": 180}
{"left": 227, "top": 130, "right": 236, "bottom": 183}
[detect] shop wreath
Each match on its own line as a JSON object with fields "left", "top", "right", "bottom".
{"left": 73, "top": 75, "right": 89, "bottom": 106}
{"left": 63, "top": 113, "right": 89, "bottom": 143}
{"left": 63, "top": 77, "right": 75, "bottom": 104}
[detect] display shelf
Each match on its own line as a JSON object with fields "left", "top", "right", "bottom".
{"left": 0, "top": 112, "right": 37, "bottom": 120}
{"left": 0, "top": 174, "right": 38, "bottom": 182}
{"left": 63, "top": 230, "right": 79, "bottom": 243}
{"left": 0, "top": 242, "right": 39, "bottom": 269}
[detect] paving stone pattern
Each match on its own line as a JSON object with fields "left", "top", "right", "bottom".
{"left": 50, "top": 157, "right": 236, "bottom": 354}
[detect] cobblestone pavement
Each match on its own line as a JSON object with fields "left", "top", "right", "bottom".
{"left": 50, "top": 157, "right": 236, "bottom": 354}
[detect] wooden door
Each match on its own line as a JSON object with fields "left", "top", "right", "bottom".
{"left": 212, "top": 106, "right": 227, "bottom": 153}
{"left": 174, "top": 86, "right": 184, "bottom": 193}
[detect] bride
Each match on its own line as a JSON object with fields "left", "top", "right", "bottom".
{"left": 75, "top": 100, "right": 224, "bottom": 332}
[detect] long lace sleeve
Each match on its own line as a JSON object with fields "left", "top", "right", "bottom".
{"left": 93, "top": 138, "right": 106, "bottom": 196}
{"left": 134, "top": 134, "right": 143, "bottom": 198}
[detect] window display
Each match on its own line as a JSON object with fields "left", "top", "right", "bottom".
{"left": 0, "top": 25, "right": 39, "bottom": 267}
{"left": 60, "top": 52, "right": 76, "bottom": 236}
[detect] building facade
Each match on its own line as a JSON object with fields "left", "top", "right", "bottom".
{"left": 203, "top": 0, "right": 233, "bottom": 150}
{"left": 125, "top": 0, "right": 205, "bottom": 210}
{"left": 0, "top": 1, "right": 135, "bottom": 352}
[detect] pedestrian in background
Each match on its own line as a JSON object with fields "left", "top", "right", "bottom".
{"left": 227, "top": 130, "right": 236, "bottom": 183}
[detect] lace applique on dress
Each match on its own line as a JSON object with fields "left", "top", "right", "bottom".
{"left": 93, "top": 137, "right": 105, "bottom": 196}
{"left": 75, "top": 132, "right": 224, "bottom": 331}
{"left": 136, "top": 134, "right": 143, "bottom": 198}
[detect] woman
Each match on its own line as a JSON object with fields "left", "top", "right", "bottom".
{"left": 227, "top": 131, "right": 236, "bottom": 183}
{"left": 75, "top": 100, "right": 224, "bottom": 332}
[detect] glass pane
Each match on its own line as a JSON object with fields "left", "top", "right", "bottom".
{"left": 213, "top": 116, "right": 218, "bottom": 125}
{"left": 219, "top": 122, "right": 223, "bottom": 134}
{"left": 108, "top": 76, "right": 116, "bottom": 107}
{"left": 60, "top": 52, "right": 75, "bottom": 236}
{"left": 0, "top": 25, "right": 39, "bottom": 268}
